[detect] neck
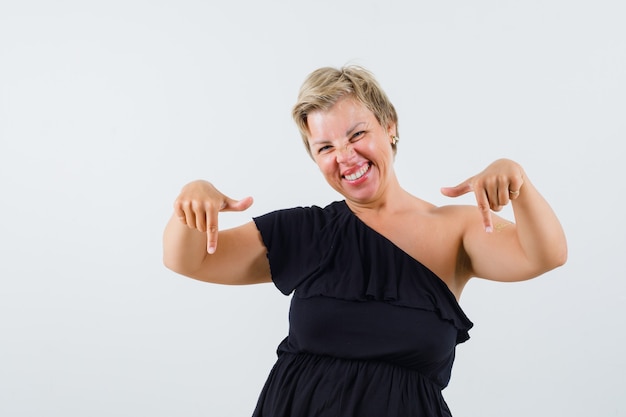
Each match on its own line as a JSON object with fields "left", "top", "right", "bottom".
{"left": 345, "top": 180, "right": 409, "bottom": 215}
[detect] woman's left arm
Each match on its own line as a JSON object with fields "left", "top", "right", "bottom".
{"left": 442, "top": 158, "right": 568, "bottom": 282}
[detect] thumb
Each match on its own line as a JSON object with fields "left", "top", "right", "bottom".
{"left": 440, "top": 181, "right": 472, "bottom": 198}
{"left": 221, "top": 196, "right": 254, "bottom": 212}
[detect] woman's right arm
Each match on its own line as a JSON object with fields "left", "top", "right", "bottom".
{"left": 162, "top": 180, "right": 271, "bottom": 285}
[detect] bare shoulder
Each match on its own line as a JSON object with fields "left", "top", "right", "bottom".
{"left": 429, "top": 203, "right": 476, "bottom": 215}
{"left": 419, "top": 203, "right": 511, "bottom": 291}
{"left": 388, "top": 201, "right": 478, "bottom": 297}
{"left": 428, "top": 203, "right": 512, "bottom": 228}
{"left": 426, "top": 203, "right": 481, "bottom": 226}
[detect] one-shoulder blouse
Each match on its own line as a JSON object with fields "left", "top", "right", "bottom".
{"left": 252, "top": 201, "right": 473, "bottom": 417}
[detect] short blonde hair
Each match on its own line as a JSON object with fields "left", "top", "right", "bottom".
{"left": 292, "top": 65, "right": 399, "bottom": 158}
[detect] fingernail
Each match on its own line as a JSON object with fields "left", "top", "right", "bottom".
{"left": 208, "top": 246, "right": 215, "bottom": 254}
{"left": 485, "top": 226, "right": 493, "bottom": 233}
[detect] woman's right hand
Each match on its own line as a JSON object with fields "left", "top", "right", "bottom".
{"left": 173, "top": 180, "right": 253, "bottom": 254}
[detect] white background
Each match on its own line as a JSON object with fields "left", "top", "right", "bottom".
{"left": 1, "top": 1, "right": 624, "bottom": 416}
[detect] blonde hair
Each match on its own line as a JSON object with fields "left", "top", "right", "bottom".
{"left": 292, "top": 65, "right": 399, "bottom": 158}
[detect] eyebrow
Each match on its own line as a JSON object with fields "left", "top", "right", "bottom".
{"left": 309, "top": 122, "right": 367, "bottom": 146}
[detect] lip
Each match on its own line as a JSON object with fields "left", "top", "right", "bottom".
{"left": 341, "top": 161, "right": 369, "bottom": 177}
{"left": 341, "top": 162, "right": 372, "bottom": 184}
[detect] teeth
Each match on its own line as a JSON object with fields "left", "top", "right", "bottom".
{"left": 345, "top": 164, "right": 369, "bottom": 181}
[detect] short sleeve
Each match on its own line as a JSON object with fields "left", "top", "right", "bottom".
{"left": 253, "top": 206, "right": 328, "bottom": 295}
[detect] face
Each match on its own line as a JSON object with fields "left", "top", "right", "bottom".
{"left": 306, "top": 96, "right": 397, "bottom": 205}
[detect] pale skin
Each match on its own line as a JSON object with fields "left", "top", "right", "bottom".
{"left": 163, "top": 96, "right": 567, "bottom": 299}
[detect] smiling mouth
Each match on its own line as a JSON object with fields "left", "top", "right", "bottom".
{"left": 343, "top": 163, "right": 371, "bottom": 181}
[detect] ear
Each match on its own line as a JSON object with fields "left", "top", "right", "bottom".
{"left": 386, "top": 122, "right": 397, "bottom": 138}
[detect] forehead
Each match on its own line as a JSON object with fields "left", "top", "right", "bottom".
{"left": 307, "top": 97, "right": 376, "bottom": 140}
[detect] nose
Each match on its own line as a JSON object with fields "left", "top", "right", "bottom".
{"left": 336, "top": 143, "right": 355, "bottom": 163}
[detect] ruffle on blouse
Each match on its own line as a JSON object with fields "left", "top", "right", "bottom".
{"left": 254, "top": 201, "right": 473, "bottom": 344}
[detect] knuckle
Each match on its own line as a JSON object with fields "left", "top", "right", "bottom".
{"left": 477, "top": 202, "right": 490, "bottom": 213}
{"left": 191, "top": 199, "right": 205, "bottom": 210}
{"left": 180, "top": 199, "right": 193, "bottom": 210}
{"left": 203, "top": 200, "right": 219, "bottom": 211}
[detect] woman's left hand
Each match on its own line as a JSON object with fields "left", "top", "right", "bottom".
{"left": 440, "top": 158, "right": 525, "bottom": 232}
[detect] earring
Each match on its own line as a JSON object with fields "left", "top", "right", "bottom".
{"left": 391, "top": 136, "right": 399, "bottom": 145}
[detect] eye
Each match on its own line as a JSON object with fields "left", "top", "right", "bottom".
{"left": 350, "top": 131, "right": 365, "bottom": 141}
{"left": 317, "top": 145, "right": 333, "bottom": 154}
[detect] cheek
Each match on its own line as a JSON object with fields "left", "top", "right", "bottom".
{"left": 315, "top": 157, "right": 337, "bottom": 176}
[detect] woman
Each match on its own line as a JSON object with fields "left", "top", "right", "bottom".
{"left": 163, "top": 66, "right": 567, "bottom": 416}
